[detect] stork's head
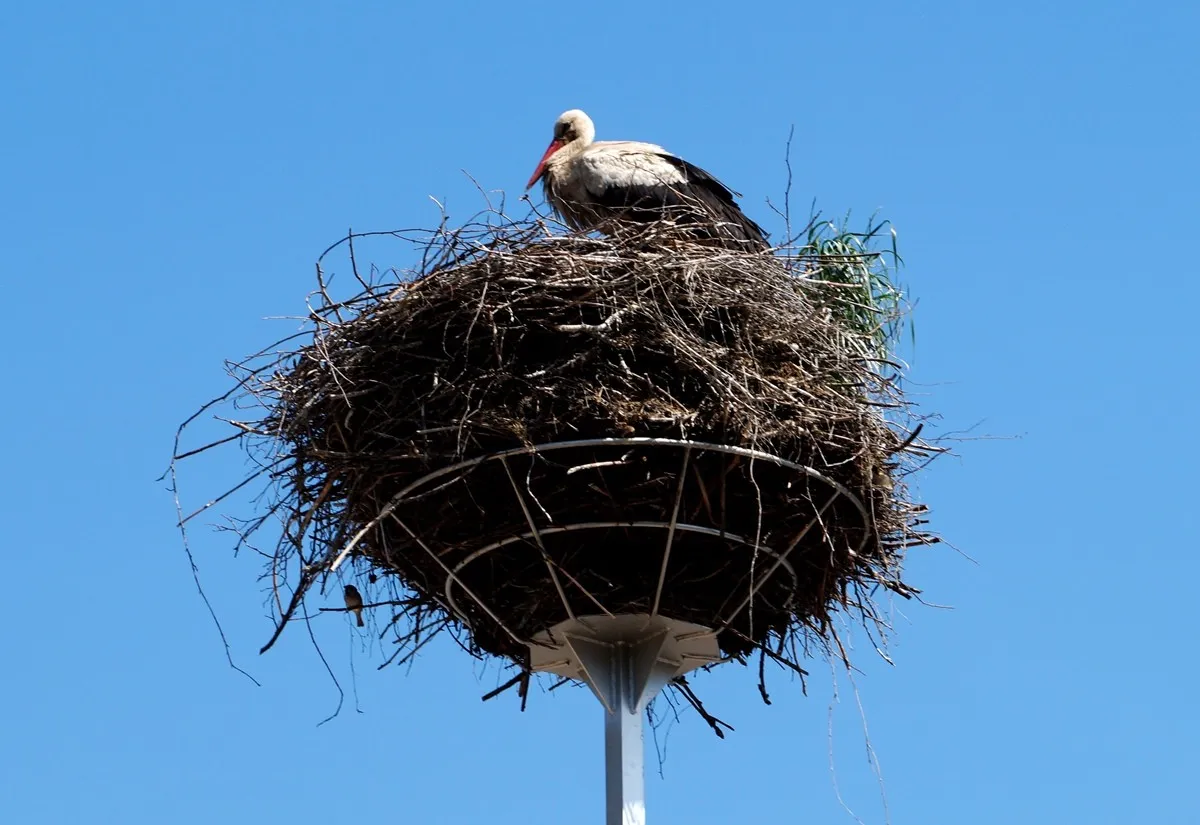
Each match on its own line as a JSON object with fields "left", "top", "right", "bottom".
{"left": 526, "top": 109, "right": 596, "bottom": 189}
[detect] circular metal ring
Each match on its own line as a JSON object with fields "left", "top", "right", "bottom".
{"left": 391, "top": 437, "right": 869, "bottom": 534}
{"left": 442, "top": 519, "right": 801, "bottom": 621}
{"left": 351, "top": 437, "right": 871, "bottom": 646}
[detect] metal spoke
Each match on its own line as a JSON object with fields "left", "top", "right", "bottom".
{"left": 388, "top": 513, "right": 524, "bottom": 647}
{"left": 651, "top": 446, "right": 692, "bottom": 618}
{"left": 716, "top": 489, "right": 843, "bottom": 631}
{"left": 500, "top": 455, "right": 575, "bottom": 620}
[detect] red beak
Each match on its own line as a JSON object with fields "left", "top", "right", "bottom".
{"left": 526, "top": 138, "right": 565, "bottom": 189}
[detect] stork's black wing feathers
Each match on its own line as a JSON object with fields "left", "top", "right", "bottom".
{"left": 575, "top": 151, "right": 769, "bottom": 250}
{"left": 662, "top": 155, "right": 743, "bottom": 204}
{"left": 660, "top": 154, "right": 769, "bottom": 248}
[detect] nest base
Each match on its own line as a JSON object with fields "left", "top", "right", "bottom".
{"left": 528, "top": 614, "right": 721, "bottom": 712}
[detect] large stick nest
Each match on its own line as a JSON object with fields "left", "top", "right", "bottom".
{"left": 175, "top": 209, "right": 938, "bottom": 705}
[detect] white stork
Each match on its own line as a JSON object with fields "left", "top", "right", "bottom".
{"left": 526, "top": 109, "right": 769, "bottom": 250}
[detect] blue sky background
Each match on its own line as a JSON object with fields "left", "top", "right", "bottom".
{"left": 3, "top": 1, "right": 1197, "bottom": 822}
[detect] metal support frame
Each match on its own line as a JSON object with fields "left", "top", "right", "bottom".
{"left": 360, "top": 437, "right": 871, "bottom": 823}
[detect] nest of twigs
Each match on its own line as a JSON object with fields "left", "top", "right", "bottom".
{"left": 174, "top": 208, "right": 938, "bottom": 705}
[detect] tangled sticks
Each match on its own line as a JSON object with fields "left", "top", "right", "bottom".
{"left": 175, "top": 212, "right": 937, "bottom": 706}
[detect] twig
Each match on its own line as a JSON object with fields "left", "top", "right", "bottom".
{"left": 670, "top": 678, "right": 734, "bottom": 739}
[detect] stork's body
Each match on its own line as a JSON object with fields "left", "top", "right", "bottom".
{"left": 526, "top": 110, "right": 769, "bottom": 250}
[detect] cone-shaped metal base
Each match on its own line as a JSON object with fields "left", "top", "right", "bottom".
{"left": 529, "top": 616, "right": 721, "bottom": 825}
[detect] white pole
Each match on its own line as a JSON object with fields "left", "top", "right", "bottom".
{"left": 604, "top": 644, "right": 648, "bottom": 825}
{"left": 529, "top": 616, "right": 721, "bottom": 825}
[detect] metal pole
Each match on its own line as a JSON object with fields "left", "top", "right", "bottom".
{"left": 605, "top": 644, "right": 647, "bottom": 825}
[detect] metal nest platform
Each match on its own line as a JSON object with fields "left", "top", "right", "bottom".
{"left": 332, "top": 436, "right": 872, "bottom": 825}
{"left": 334, "top": 437, "right": 872, "bottom": 660}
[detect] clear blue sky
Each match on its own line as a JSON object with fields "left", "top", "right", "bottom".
{"left": 3, "top": 2, "right": 1197, "bottom": 822}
